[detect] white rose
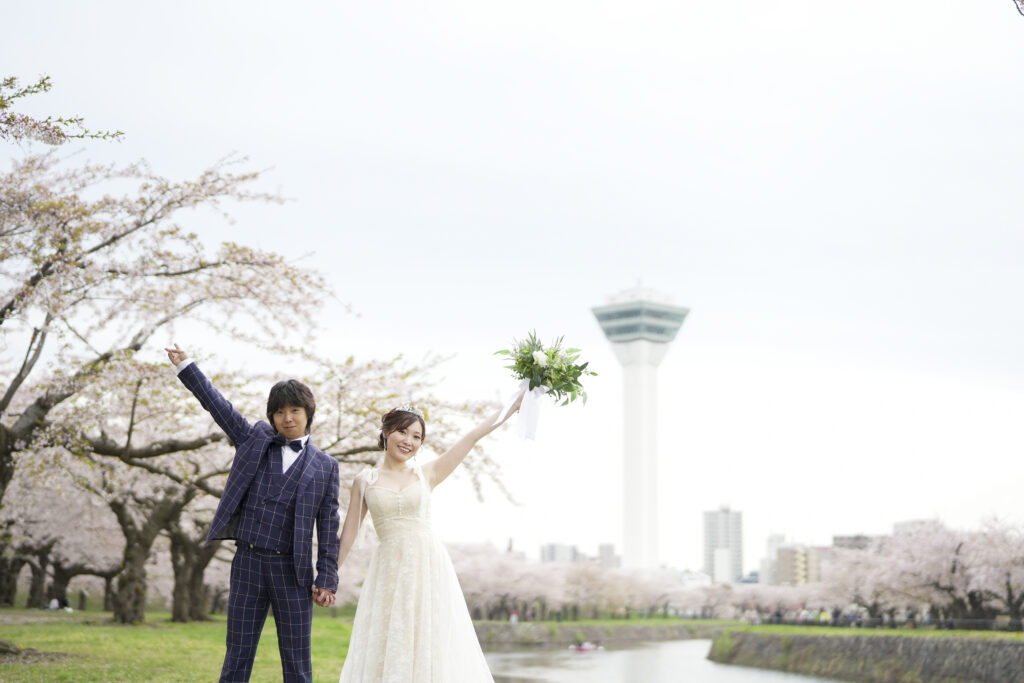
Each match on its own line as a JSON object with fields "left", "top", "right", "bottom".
{"left": 532, "top": 350, "right": 548, "bottom": 367}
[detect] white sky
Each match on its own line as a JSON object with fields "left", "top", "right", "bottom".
{"left": 6, "top": 0, "right": 1024, "bottom": 573}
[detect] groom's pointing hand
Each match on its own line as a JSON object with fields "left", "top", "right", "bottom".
{"left": 165, "top": 343, "right": 188, "bottom": 366}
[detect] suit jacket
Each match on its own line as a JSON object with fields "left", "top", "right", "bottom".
{"left": 177, "top": 362, "right": 340, "bottom": 592}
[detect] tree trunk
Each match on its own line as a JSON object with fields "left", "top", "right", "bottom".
{"left": 0, "top": 554, "right": 27, "bottom": 607}
{"left": 25, "top": 543, "right": 54, "bottom": 609}
{"left": 103, "top": 575, "right": 115, "bottom": 612}
{"left": 167, "top": 517, "right": 220, "bottom": 623}
{"left": 48, "top": 563, "right": 75, "bottom": 606}
{"left": 48, "top": 561, "right": 115, "bottom": 607}
{"left": 169, "top": 536, "right": 191, "bottom": 623}
{"left": 210, "top": 586, "right": 228, "bottom": 615}
{"left": 114, "top": 541, "right": 149, "bottom": 624}
{"left": 187, "top": 551, "right": 216, "bottom": 622}
{"left": 0, "top": 426, "right": 14, "bottom": 516}
{"left": 27, "top": 562, "right": 47, "bottom": 608}
{"left": 109, "top": 492, "right": 196, "bottom": 623}
{"left": 967, "top": 590, "right": 995, "bottom": 621}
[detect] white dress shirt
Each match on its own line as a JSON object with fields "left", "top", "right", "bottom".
{"left": 281, "top": 436, "right": 307, "bottom": 473}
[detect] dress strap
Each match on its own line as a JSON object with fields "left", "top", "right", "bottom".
{"left": 355, "top": 467, "right": 379, "bottom": 545}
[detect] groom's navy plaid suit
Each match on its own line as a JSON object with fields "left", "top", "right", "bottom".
{"left": 177, "top": 363, "right": 340, "bottom": 683}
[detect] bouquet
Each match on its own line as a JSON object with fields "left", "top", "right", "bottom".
{"left": 494, "top": 331, "right": 596, "bottom": 438}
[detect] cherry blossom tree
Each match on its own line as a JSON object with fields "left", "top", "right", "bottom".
{"left": 887, "top": 522, "right": 994, "bottom": 622}
{"left": 0, "top": 462, "right": 121, "bottom": 607}
{"left": 827, "top": 543, "right": 903, "bottom": 620}
{"left": 0, "top": 150, "right": 332, "bottom": 619}
{"left": 43, "top": 355, "right": 253, "bottom": 624}
{"left": 451, "top": 544, "right": 534, "bottom": 620}
{"left": 972, "top": 521, "right": 1024, "bottom": 626}
{"left": 0, "top": 150, "right": 328, "bottom": 509}
{"left": 824, "top": 521, "right": 1024, "bottom": 627}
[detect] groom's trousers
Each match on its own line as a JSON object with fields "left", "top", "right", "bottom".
{"left": 221, "top": 544, "right": 313, "bottom": 683}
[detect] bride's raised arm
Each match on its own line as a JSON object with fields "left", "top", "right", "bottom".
{"left": 424, "top": 393, "right": 523, "bottom": 489}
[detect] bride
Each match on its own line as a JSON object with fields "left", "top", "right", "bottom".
{"left": 336, "top": 395, "right": 522, "bottom": 682}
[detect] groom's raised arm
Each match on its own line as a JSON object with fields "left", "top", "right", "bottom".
{"left": 166, "top": 344, "right": 253, "bottom": 446}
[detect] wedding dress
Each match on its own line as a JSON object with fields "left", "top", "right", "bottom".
{"left": 339, "top": 466, "right": 494, "bottom": 682}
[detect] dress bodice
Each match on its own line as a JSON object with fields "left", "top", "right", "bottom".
{"left": 361, "top": 467, "right": 432, "bottom": 541}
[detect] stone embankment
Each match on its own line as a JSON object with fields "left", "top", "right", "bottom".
{"left": 707, "top": 630, "right": 1024, "bottom": 683}
{"left": 475, "top": 620, "right": 722, "bottom": 648}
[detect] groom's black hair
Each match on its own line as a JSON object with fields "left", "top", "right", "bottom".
{"left": 267, "top": 379, "right": 316, "bottom": 435}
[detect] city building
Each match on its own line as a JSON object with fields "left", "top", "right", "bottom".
{"left": 592, "top": 287, "right": 689, "bottom": 570}
{"left": 833, "top": 534, "right": 875, "bottom": 550}
{"left": 703, "top": 505, "right": 743, "bottom": 583}
{"left": 540, "top": 543, "right": 580, "bottom": 563}
{"left": 597, "top": 543, "right": 621, "bottom": 569}
{"left": 759, "top": 533, "right": 786, "bottom": 585}
{"left": 776, "top": 545, "right": 821, "bottom": 586}
{"left": 738, "top": 570, "right": 760, "bottom": 584}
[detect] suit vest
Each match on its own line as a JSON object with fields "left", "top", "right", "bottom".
{"left": 235, "top": 443, "right": 308, "bottom": 553}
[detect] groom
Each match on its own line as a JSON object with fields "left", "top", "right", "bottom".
{"left": 166, "top": 344, "right": 340, "bottom": 683}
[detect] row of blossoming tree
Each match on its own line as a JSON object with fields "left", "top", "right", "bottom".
{"left": 0, "top": 76, "right": 497, "bottom": 624}
{"left": 437, "top": 520, "right": 1024, "bottom": 628}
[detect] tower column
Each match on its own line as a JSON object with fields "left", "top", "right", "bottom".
{"left": 593, "top": 288, "right": 688, "bottom": 570}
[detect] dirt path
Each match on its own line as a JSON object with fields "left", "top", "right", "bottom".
{"left": 0, "top": 611, "right": 75, "bottom": 625}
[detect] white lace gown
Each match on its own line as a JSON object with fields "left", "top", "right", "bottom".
{"left": 339, "top": 466, "right": 494, "bottom": 683}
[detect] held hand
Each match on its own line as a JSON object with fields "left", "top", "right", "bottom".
{"left": 165, "top": 343, "right": 188, "bottom": 366}
{"left": 312, "top": 586, "right": 336, "bottom": 608}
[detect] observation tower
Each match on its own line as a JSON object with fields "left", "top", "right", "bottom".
{"left": 592, "top": 288, "right": 689, "bottom": 569}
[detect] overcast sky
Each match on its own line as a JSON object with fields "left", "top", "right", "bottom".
{"left": 6, "top": 0, "right": 1024, "bottom": 573}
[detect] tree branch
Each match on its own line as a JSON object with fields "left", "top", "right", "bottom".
{"left": 325, "top": 444, "right": 381, "bottom": 460}
{"left": 8, "top": 345, "right": 123, "bottom": 440}
{"left": 0, "top": 255, "right": 57, "bottom": 327}
{"left": 0, "top": 312, "right": 51, "bottom": 415}
{"left": 85, "top": 432, "right": 226, "bottom": 460}
{"left": 124, "top": 380, "right": 144, "bottom": 453}
{"left": 117, "top": 456, "right": 226, "bottom": 498}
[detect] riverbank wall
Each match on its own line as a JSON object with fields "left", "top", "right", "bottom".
{"left": 707, "top": 630, "right": 1024, "bottom": 683}
{"left": 475, "top": 620, "right": 722, "bottom": 648}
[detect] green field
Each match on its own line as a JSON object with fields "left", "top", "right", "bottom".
{"left": 0, "top": 607, "right": 353, "bottom": 682}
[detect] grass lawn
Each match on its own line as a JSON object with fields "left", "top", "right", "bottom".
{"left": 542, "top": 617, "right": 741, "bottom": 627}
{"left": 0, "top": 606, "right": 352, "bottom": 682}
